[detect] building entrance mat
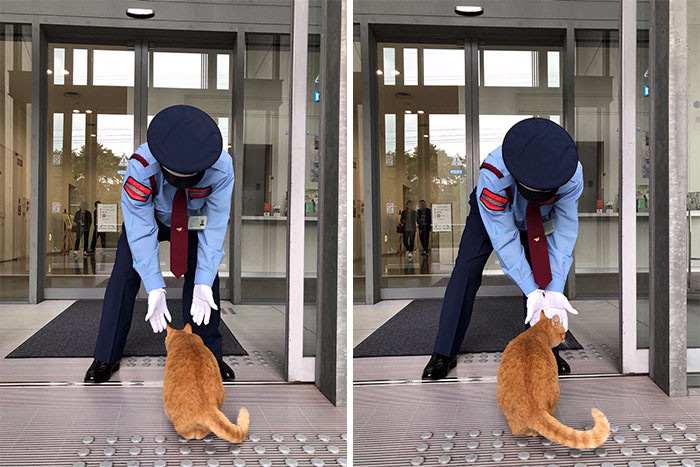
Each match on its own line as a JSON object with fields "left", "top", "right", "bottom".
{"left": 6, "top": 299, "right": 247, "bottom": 358}
{"left": 354, "top": 297, "right": 582, "bottom": 357}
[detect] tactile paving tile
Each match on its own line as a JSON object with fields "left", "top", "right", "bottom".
{"left": 0, "top": 385, "right": 346, "bottom": 466}
{"left": 354, "top": 376, "right": 700, "bottom": 466}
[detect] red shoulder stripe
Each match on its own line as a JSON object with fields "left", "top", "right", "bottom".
{"left": 480, "top": 162, "right": 504, "bottom": 179}
{"left": 129, "top": 153, "right": 158, "bottom": 196}
{"left": 125, "top": 176, "right": 151, "bottom": 196}
{"left": 480, "top": 195, "right": 505, "bottom": 211}
{"left": 482, "top": 188, "right": 508, "bottom": 204}
{"left": 189, "top": 186, "right": 212, "bottom": 199}
{"left": 124, "top": 185, "right": 147, "bottom": 202}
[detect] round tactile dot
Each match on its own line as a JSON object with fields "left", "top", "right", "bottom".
{"left": 620, "top": 447, "right": 634, "bottom": 456}
{"left": 230, "top": 446, "right": 241, "bottom": 455}
{"left": 654, "top": 461, "right": 669, "bottom": 467}
{"left": 602, "top": 463, "right": 615, "bottom": 467}
{"left": 614, "top": 435, "right": 625, "bottom": 443}
{"left": 544, "top": 450, "right": 556, "bottom": 459}
{"left": 469, "top": 430, "right": 480, "bottom": 437}
{"left": 131, "top": 435, "right": 142, "bottom": 443}
{"left": 652, "top": 423, "right": 664, "bottom": 431}
{"left": 99, "top": 462, "right": 113, "bottom": 467}
{"left": 295, "top": 434, "right": 307, "bottom": 442}
{"left": 516, "top": 439, "right": 528, "bottom": 447}
{"left": 310, "top": 459, "right": 325, "bottom": 467}
{"left": 327, "top": 445, "right": 340, "bottom": 454}
{"left": 106, "top": 436, "right": 118, "bottom": 444}
{"left": 637, "top": 434, "right": 649, "bottom": 442}
{"left": 318, "top": 434, "right": 330, "bottom": 442}
{"left": 574, "top": 464, "right": 587, "bottom": 467}
{"left": 610, "top": 425, "right": 619, "bottom": 432}
{"left": 154, "top": 461, "right": 166, "bottom": 467}
{"left": 303, "top": 445, "right": 315, "bottom": 454}
{"left": 233, "top": 460, "right": 246, "bottom": 467}
{"left": 77, "top": 448, "right": 90, "bottom": 457}
{"left": 438, "top": 455, "right": 451, "bottom": 464}
{"left": 154, "top": 446, "right": 166, "bottom": 456}
{"left": 249, "top": 434, "right": 262, "bottom": 442}
{"left": 628, "top": 462, "right": 642, "bottom": 467}
{"left": 207, "top": 460, "right": 220, "bottom": 467}
{"left": 420, "top": 432, "right": 432, "bottom": 440}
{"left": 341, "top": 433, "right": 347, "bottom": 440}
{"left": 467, "top": 441, "right": 479, "bottom": 449}
{"left": 127, "top": 462, "right": 139, "bottom": 467}
{"left": 584, "top": 425, "right": 593, "bottom": 431}
{"left": 154, "top": 435, "right": 166, "bottom": 443}
{"left": 179, "top": 446, "right": 191, "bottom": 455}
{"left": 203, "top": 436, "right": 214, "bottom": 443}
{"left": 442, "top": 442, "right": 454, "bottom": 451}
{"left": 416, "top": 443, "right": 428, "bottom": 452}
{"left": 675, "top": 422, "right": 687, "bottom": 430}
{"left": 254, "top": 445, "right": 266, "bottom": 455}
{"left": 465, "top": 454, "right": 478, "bottom": 463}
{"left": 73, "top": 463, "right": 86, "bottom": 467}
{"left": 570, "top": 449, "right": 582, "bottom": 457}
{"left": 672, "top": 445, "right": 684, "bottom": 454}
{"left": 682, "top": 460, "right": 696, "bottom": 467}
{"left": 285, "top": 460, "right": 299, "bottom": 467}
{"left": 410, "top": 457, "right": 424, "bottom": 466}
{"left": 278, "top": 445, "right": 290, "bottom": 454}
{"left": 444, "top": 431, "right": 456, "bottom": 439}
{"left": 337, "top": 458, "right": 347, "bottom": 467}
{"left": 661, "top": 433, "right": 673, "bottom": 442}
{"left": 646, "top": 446, "right": 659, "bottom": 455}
{"left": 518, "top": 452, "right": 530, "bottom": 460}
{"left": 82, "top": 436, "right": 94, "bottom": 444}
{"left": 180, "top": 461, "right": 194, "bottom": 467}
{"left": 492, "top": 429, "right": 503, "bottom": 437}
{"left": 128, "top": 447, "right": 141, "bottom": 456}
{"left": 272, "top": 433, "right": 285, "bottom": 442}
{"left": 685, "top": 433, "right": 698, "bottom": 441}
{"left": 205, "top": 445, "right": 216, "bottom": 455}
{"left": 492, "top": 440, "right": 503, "bottom": 448}
{"left": 259, "top": 460, "right": 272, "bottom": 467}
{"left": 103, "top": 447, "right": 115, "bottom": 457}
{"left": 491, "top": 452, "right": 504, "bottom": 462}
{"left": 595, "top": 447, "right": 607, "bottom": 457}
{"left": 179, "top": 437, "right": 188, "bottom": 443}
{"left": 630, "top": 423, "right": 642, "bottom": 431}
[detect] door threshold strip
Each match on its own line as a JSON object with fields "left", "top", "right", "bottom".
{"left": 354, "top": 372, "right": 647, "bottom": 387}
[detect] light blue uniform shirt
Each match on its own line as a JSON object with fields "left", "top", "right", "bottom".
{"left": 476, "top": 146, "right": 583, "bottom": 296}
{"left": 121, "top": 143, "right": 234, "bottom": 292}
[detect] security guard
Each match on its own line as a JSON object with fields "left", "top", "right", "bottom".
{"left": 423, "top": 118, "right": 583, "bottom": 380}
{"left": 85, "top": 105, "right": 235, "bottom": 384}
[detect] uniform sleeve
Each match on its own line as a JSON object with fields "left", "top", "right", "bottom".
{"left": 194, "top": 157, "right": 234, "bottom": 287}
{"left": 121, "top": 158, "right": 165, "bottom": 292}
{"left": 476, "top": 171, "right": 539, "bottom": 295}
{"left": 545, "top": 163, "right": 583, "bottom": 293}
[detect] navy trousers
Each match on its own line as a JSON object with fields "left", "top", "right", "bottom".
{"left": 93, "top": 222, "right": 222, "bottom": 363}
{"left": 433, "top": 189, "right": 560, "bottom": 358}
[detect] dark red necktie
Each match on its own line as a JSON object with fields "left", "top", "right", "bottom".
{"left": 526, "top": 202, "right": 552, "bottom": 289}
{"left": 170, "top": 188, "right": 188, "bottom": 278}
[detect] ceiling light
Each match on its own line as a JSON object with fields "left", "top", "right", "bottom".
{"left": 423, "top": 134, "right": 430, "bottom": 138}
{"left": 126, "top": 8, "right": 155, "bottom": 19}
{"left": 393, "top": 70, "right": 401, "bottom": 75}
{"left": 405, "top": 110, "right": 412, "bottom": 114}
{"left": 62, "top": 70, "right": 70, "bottom": 75}
{"left": 417, "top": 110, "right": 425, "bottom": 114}
{"left": 90, "top": 133, "right": 96, "bottom": 137}
{"left": 376, "top": 70, "right": 384, "bottom": 75}
{"left": 85, "top": 109, "right": 93, "bottom": 114}
{"left": 455, "top": 6, "right": 485, "bottom": 16}
{"left": 73, "top": 109, "right": 80, "bottom": 113}
{"left": 46, "top": 69, "right": 53, "bottom": 75}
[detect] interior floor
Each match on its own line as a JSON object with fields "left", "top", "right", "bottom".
{"left": 354, "top": 376, "right": 700, "bottom": 465}
{"left": 353, "top": 299, "right": 628, "bottom": 382}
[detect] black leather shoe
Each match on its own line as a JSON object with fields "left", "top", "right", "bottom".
{"left": 556, "top": 354, "right": 571, "bottom": 375}
{"left": 422, "top": 353, "right": 457, "bottom": 380}
{"left": 218, "top": 359, "right": 236, "bottom": 382}
{"left": 84, "top": 359, "right": 120, "bottom": 383}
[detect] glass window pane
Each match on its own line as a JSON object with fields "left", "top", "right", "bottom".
{"left": 73, "top": 49, "right": 88, "bottom": 86}
{"left": 384, "top": 114, "right": 396, "bottom": 154}
{"left": 53, "top": 48, "right": 65, "bottom": 85}
{"left": 383, "top": 47, "right": 396, "bottom": 85}
{"left": 483, "top": 50, "right": 536, "bottom": 87}
{"left": 423, "top": 49, "right": 465, "bottom": 86}
{"left": 403, "top": 48, "right": 418, "bottom": 85}
{"left": 217, "top": 54, "right": 230, "bottom": 90}
{"left": 93, "top": 49, "right": 134, "bottom": 86}
{"left": 548, "top": 51, "right": 560, "bottom": 87}
{"left": 153, "top": 51, "right": 207, "bottom": 89}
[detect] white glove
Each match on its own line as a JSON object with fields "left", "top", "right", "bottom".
{"left": 145, "top": 288, "right": 171, "bottom": 333}
{"left": 524, "top": 289, "right": 546, "bottom": 327}
{"left": 543, "top": 291, "right": 578, "bottom": 331}
{"left": 191, "top": 284, "right": 217, "bottom": 326}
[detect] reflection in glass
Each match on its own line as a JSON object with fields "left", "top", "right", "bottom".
{"left": 483, "top": 50, "right": 536, "bottom": 87}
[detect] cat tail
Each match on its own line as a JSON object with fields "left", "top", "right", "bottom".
{"left": 530, "top": 408, "right": 610, "bottom": 449}
{"left": 204, "top": 407, "right": 250, "bottom": 444}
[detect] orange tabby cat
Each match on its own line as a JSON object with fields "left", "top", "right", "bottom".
{"left": 497, "top": 311, "right": 610, "bottom": 449}
{"left": 163, "top": 324, "right": 249, "bottom": 442}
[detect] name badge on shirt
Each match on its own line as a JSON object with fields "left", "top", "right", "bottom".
{"left": 188, "top": 216, "right": 208, "bottom": 231}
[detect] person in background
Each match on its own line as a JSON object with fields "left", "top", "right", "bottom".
{"left": 417, "top": 200, "right": 432, "bottom": 255}
{"left": 89, "top": 201, "right": 107, "bottom": 254}
{"left": 74, "top": 201, "right": 92, "bottom": 253}
{"left": 400, "top": 200, "right": 417, "bottom": 260}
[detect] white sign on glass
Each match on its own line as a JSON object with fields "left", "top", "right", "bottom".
{"left": 432, "top": 203, "right": 452, "bottom": 232}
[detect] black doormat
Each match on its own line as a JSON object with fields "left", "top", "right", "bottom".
{"left": 354, "top": 297, "right": 583, "bottom": 357}
{"left": 6, "top": 300, "right": 247, "bottom": 358}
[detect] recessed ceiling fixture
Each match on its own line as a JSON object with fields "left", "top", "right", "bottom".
{"left": 376, "top": 70, "right": 384, "bottom": 75}
{"left": 85, "top": 109, "right": 93, "bottom": 114}
{"left": 126, "top": 8, "right": 155, "bottom": 19}
{"left": 46, "top": 69, "right": 53, "bottom": 75}
{"left": 455, "top": 6, "right": 484, "bottom": 16}
{"left": 63, "top": 91, "right": 81, "bottom": 98}
{"left": 72, "top": 109, "right": 80, "bottom": 113}
{"left": 417, "top": 110, "right": 425, "bottom": 114}
{"left": 394, "top": 92, "right": 412, "bottom": 99}
{"left": 405, "top": 110, "right": 412, "bottom": 114}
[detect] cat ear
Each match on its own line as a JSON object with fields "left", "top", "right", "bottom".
{"left": 539, "top": 310, "right": 546, "bottom": 322}
{"left": 184, "top": 323, "right": 192, "bottom": 333}
{"left": 166, "top": 324, "right": 173, "bottom": 333}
